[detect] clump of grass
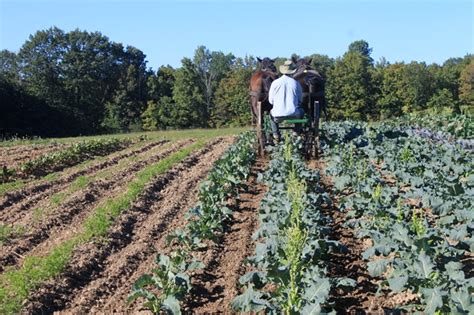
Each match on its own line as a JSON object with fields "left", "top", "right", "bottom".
{"left": 0, "top": 239, "right": 77, "bottom": 314}
{"left": 70, "top": 175, "right": 90, "bottom": 190}
{"left": 0, "top": 180, "right": 25, "bottom": 196}
{"left": 32, "top": 208, "right": 45, "bottom": 224}
{"left": 50, "top": 192, "right": 66, "bottom": 206}
{"left": 43, "top": 173, "right": 59, "bottom": 181}
{"left": 0, "top": 224, "right": 27, "bottom": 245}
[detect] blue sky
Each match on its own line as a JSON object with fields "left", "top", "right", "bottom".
{"left": 0, "top": 0, "right": 472, "bottom": 70}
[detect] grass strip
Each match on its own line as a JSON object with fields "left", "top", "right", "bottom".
{"left": 0, "top": 140, "right": 206, "bottom": 314}
{"left": 0, "top": 173, "right": 59, "bottom": 198}
{"left": 46, "top": 142, "right": 172, "bottom": 209}
{"left": 0, "top": 180, "right": 25, "bottom": 196}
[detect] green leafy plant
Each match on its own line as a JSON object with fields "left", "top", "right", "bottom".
{"left": 323, "top": 120, "right": 473, "bottom": 314}
{"left": 130, "top": 131, "right": 257, "bottom": 314}
{"left": 18, "top": 138, "right": 131, "bottom": 178}
{"left": 234, "top": 134, "right": 337, "bottom": 314}
{"left": 128, "top": 251, "right": 204, "bottom": 314}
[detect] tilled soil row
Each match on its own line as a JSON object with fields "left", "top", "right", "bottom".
{"left": 24, "top": 137, "right": 234, "bottom": 314}
{"left": 310, "top": 161, "right": 415, "bottom": 314}
{"left": 0, "top": 139, "right": 183, "bottom": 225}
{"left": 0, "top": 139, "right": 169, "bottom": 212}
{"left": 324, "top": 200, "right": 382, "bottom": 313}
{"left": 307, "top": 161, "right": 380, "bottom": 313}
{"left": 185, "top": 159, "right": 267, "bottom": 313}
{"left": 0, "top": 140, "right": 193, "bottom": 272}
{"left": 0, "top": 143, "right": 63, "bottom": 157}
{"left": 1, "top": 143, "right": 68, "bottom": 169}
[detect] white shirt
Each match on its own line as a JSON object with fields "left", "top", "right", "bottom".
{"left": 268, "top": 75, "right": 302, "bottom": 117}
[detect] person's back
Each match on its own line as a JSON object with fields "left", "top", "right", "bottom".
{"left": 269, "top": 75, "right": 302, "bottom": 118}
{"left": 268, "top": 60, "right": 304, "bottom": 143}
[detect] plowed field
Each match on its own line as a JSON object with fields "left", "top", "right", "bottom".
{"left": 0, "top": 129, "right": 255, "bottom": 314}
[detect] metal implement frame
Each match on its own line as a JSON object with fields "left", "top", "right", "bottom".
{"left": 256, "top": 94, "right": 321, "bottom": 159}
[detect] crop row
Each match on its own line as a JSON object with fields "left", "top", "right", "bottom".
{"left": 128, "top": 131, "right": 257, "bottom": 313}
{"left": 390, "top": 114, "right": 473, "bottom": 139}
{"left": 0, "top": 140, "right": 205, "bottom": 314}
{"left": 233, "top": 136, "right": 353, "bottom": 314}
{"left": 1, "top": 138, "right": 132, "bottom": 183}
{"left": 322, "top": 121, "right": 473, "bottom": 314}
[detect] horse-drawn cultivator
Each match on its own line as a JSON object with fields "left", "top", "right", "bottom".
{"left": 255, "top": 98, "right": 322, "bottom": 159}
{"left": 250, "top": 57, "right": 326, "bottom": 159}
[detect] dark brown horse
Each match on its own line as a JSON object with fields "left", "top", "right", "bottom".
{"left": 249, "top": 57, "right": 278, "bottom": 123}
{"left": 291, "top": 57, "right": 327, "bottom": 118}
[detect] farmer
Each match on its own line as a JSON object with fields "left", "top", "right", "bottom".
{"left": 268, "top": 59, "right": 304, "bottom": 144}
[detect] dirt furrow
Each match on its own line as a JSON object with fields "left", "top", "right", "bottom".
{"left": 0, "top": 140, "right": 192, "bottom": 271}
{"left": 309, "top": 160, "right": 394, "bottom": 314}
{"left": 185, "top": 159, "right": 267, "bottom": 313}
{"left": 324, "top": 204, "right": 381, "bottom": 313}
{"left": 24, "top": 137, "right": 234, "bottom": 314}
{"left": 0, "top": 139, "right": 169, "bottom": 214}
{"left": 0, "top": 139, "right": 178, "bottom": 225}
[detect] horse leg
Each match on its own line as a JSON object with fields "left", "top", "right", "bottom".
{"left": 250, "top": 96, "right": 257, "bottom": 125}
{"left": 321, "top": 96, "right": 329, "bottom": 119}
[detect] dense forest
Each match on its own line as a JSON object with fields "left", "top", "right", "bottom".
{"left": 1, "top": 27, "right": 473, "bottom": 137}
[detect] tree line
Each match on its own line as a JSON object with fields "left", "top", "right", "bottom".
{"left": 1, "top": 27, "right": 472, "bottom": 138}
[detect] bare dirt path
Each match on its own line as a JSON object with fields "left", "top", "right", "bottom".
{"left": 24, "top": 137, "right": 235, "bottom": 314}
{"left": 0, "top": 140, "right": 192, "bottom": 271}
{"left": 184, "top": 158, "right": 268, "bottom": 313}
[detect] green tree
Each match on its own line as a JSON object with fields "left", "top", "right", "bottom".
{"left": 172, "top": 58, "right": 207, "bottom": 128}
{"left": 428, "top": 56, "right": 471, "bottom": 113}
{"left": 459, "top": 57, "right": 474, "bottom": 110}
{"left": 326, "top": 40, "right": 376, "bottom": 120}
{"left": 348, "top": 40, "right": 373, "bottom": 63}
{"left": 377, "top": 63, "right": 405, "bottom": 118}
{"left": 141, "top": 100, "right": 159, "bottom": 131}
{"left": 19, "top": 27, "right": 67, "bottom": 110}
{"left": 102, "top": 46, "right": 148, "bottom": 132}
{"left": 0, "top": 50, "right": 20, "bottom": 83}
{"left": 426, "top": 88, "right": 457, "bottom": 114}
{"left": 401, "top": 62, "right": 434, "bottom": 113}
{"left": 0, "top": 77, "right": 71, "bottom": 137}
{"left": 61, "top": 30, "right": 125, "bottom": 132}
{"left": 17, "top": 27, "right": 143, "bottom": 134}
{"left": 377, "top": 61, "right": 434, "bottom": 116}
{"left": 439, "top": 58, "right": 469, "bottom": 100}
{"left": 143, "top": 66, "right": 176, "bottom": 131}
{"left": 193, "top": 46, "right": 234, "bottom": 116}
{"left": 308, "top": 53, "right": 334, "bottom": 79}
{"left": 147, "top": 65, "right": 175, "bottom": 101}
{"left": 141, "top": 96, "right": 175, "bottom": 130}
{"left": 212, "top": 58, "right": 253, "bottom": 127}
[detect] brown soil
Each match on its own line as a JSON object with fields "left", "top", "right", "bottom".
{"left": 0, "top": 140, "right": 191, "bottom": 271}
{"left": 23, "top": 137, "right": 235, "bottom": 314}
{"left": 0, "top": 139, "right": 169, "bottom": 213}
{"left": 184, "top": 159, "right": 267, "bottom": 313}
{"left": 0, "top": 143, "right": 68, "bottom": 169}
{"left": 308, "top": 160, "right": 418, "bottom": 314}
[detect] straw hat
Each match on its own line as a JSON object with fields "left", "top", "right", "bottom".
{"left": 279, "top": 60, "right": 297, "bottom": 75}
